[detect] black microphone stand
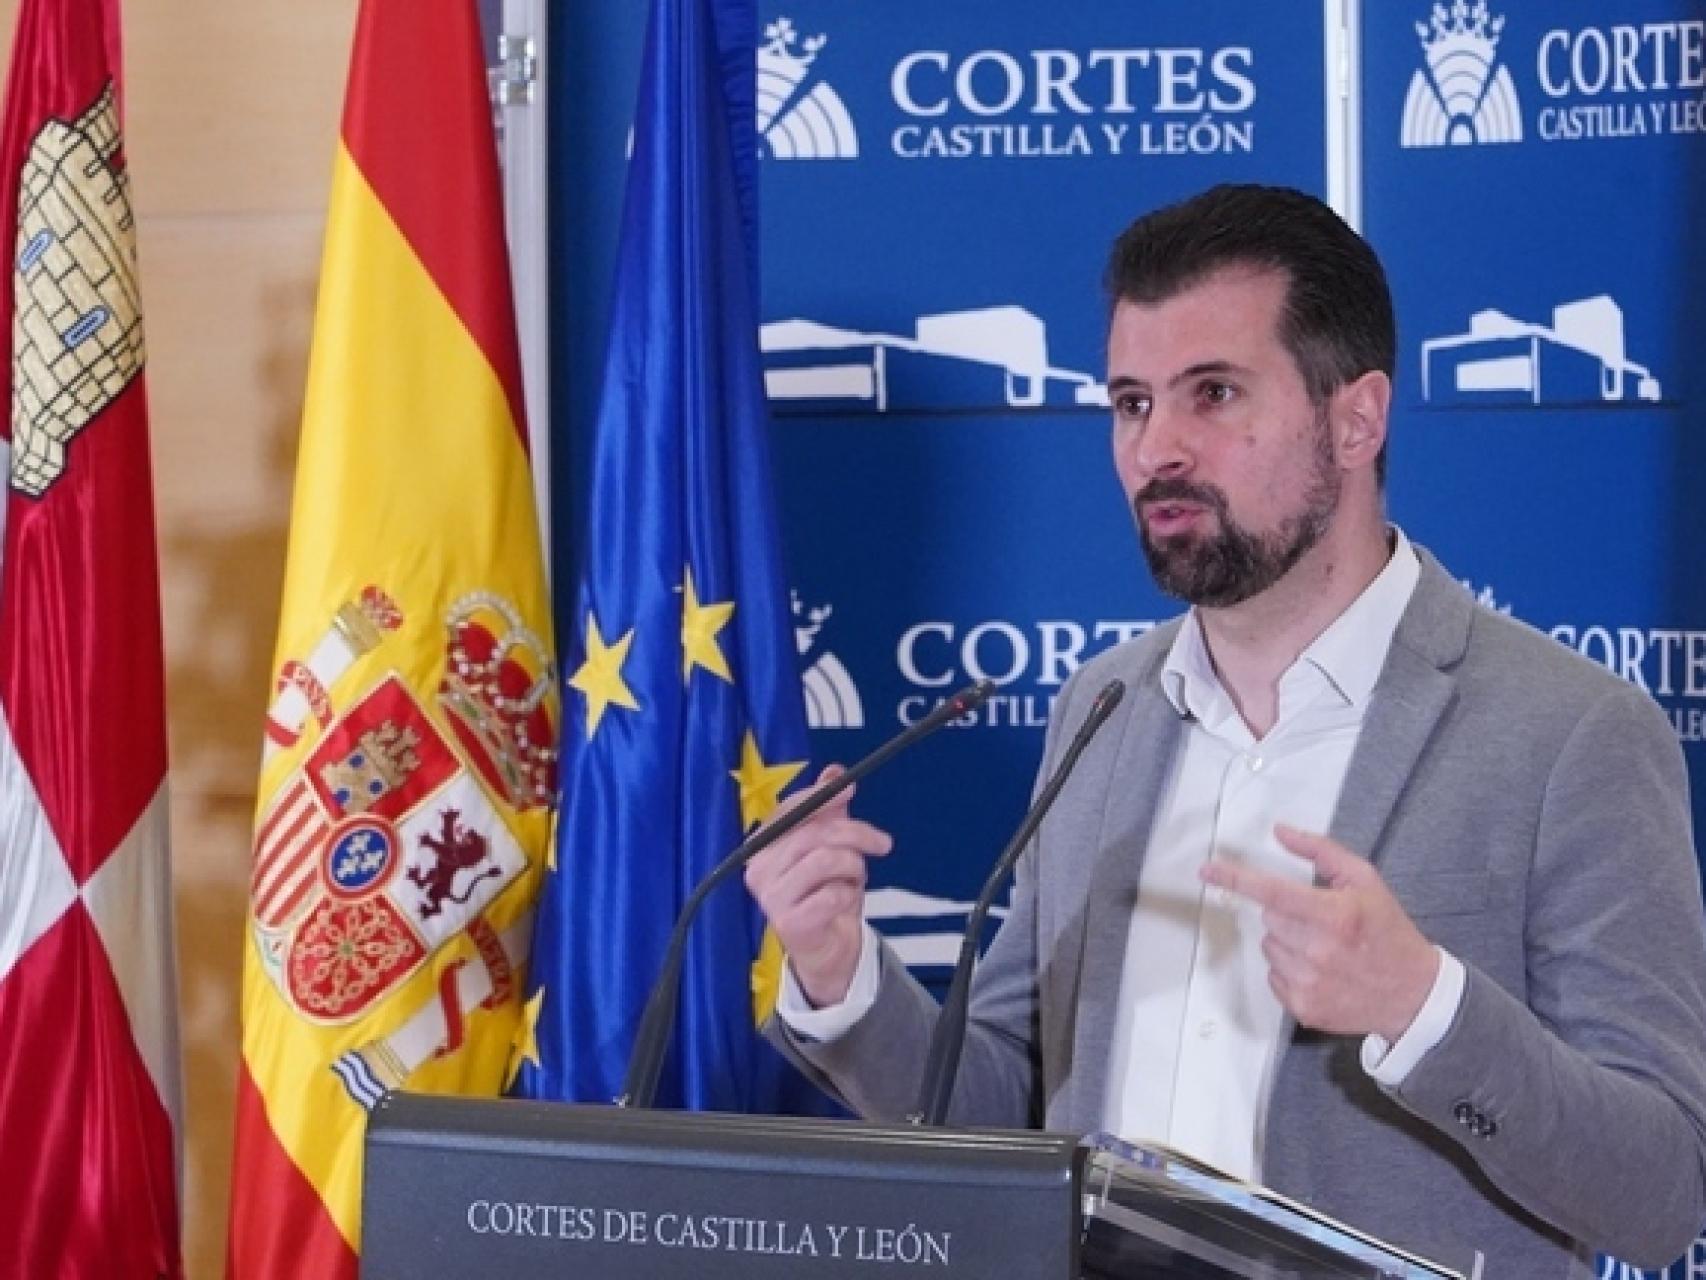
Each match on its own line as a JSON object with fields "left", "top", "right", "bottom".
{"left": 910, "top": 679, "right": 1125, "bottom": 1127}
{"left": 618, "top": 679, "right": 995, "bottom": 1109}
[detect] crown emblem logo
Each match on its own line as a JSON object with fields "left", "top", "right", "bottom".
{"left": 437, "top": 592, "right": 559, "bottom": 811}
{"left": 792, "top": 590, "right": 831, "bottom": 658}
{"left": 791, "top": 593, "right": 864, "bottom": 730}
{"left": 1401, "top": 1, "right": 1522, "bottom": 148}
{"left": 757, "top": 16, "right": 858, "bottom": 160}
{"left": 1417, "top": 0, "right": 1503, "bottom": 61}
{"left": 761, "top": 17, "right": 825, "bottom": 70}
{"left": 1461, "top": 582, "right": 1513, "bottom": 616}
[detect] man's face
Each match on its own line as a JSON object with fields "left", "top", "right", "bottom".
{"left": 1106, "top": 267, "right": 1342, "bottom": 608}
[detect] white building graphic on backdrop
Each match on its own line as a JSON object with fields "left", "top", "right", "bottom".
{"left": 1420, "top": 295, "right": 1661, "bottom": 406}
{"left": 1401, "top": 1, "right": 1523, "bottom": 147}
{"left": 763, "top": 306, "right": 1109, "bottom": 413}
{"left": 866, "top": 887, "right": 1009, "bottom": 970}
{"left": 758, "top": 17, "right": 858, "bottom": 159}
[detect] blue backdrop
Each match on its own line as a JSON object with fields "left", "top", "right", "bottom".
{"left": 759, "top": 0, "right": 1328, "bottom": 979}
{"left": 1368, "top": 2, "right": 1706, "bottom": 833}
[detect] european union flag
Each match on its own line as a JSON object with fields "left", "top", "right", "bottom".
{"left": 512, "top": 0, "right": 813, "bottom": 1111}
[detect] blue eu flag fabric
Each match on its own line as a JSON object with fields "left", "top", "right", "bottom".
{"left": 513, "top": 0, "right": 814, "bottom": 1111}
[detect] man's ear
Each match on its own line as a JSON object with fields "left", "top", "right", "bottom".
{"left": 1331, "top": 370, "right": 1390, "bottom": 473}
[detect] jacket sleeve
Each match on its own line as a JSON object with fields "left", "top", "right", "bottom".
{"left": 1393, "top": 684, "right": 1706, "bottom": 1267}
{"left": 763, "top": 674, "right": 1100, "bottom": 1126}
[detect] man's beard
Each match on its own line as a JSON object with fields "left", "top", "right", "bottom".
{"left": 1134, "top": 422, "right": 1340, "bottom": 608}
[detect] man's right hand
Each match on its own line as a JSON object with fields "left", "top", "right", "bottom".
{"left": 744, "top": 764, "right": 894, "bottom": 1008}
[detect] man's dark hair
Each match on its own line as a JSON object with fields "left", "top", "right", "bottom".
{"left": 1104, "top": 185, "right": 1395, "bottom": 475}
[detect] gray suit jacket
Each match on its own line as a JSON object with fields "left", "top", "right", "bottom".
{"left": 772, "top": 549, "right": 1706, "bottom": 1277}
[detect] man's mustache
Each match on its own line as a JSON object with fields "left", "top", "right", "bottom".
{"left": 1131, "top": 477, "right": 1228, "bottom": 517}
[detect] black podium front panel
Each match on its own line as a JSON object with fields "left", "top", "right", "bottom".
{"left": 363, "top": 1093, "right": 1085, "bottom": 1278}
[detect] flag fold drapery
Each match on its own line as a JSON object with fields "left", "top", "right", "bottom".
{"left": 227, "top": 2, "right": 555, "bottom": 1274}
{"left": 514, "top": 0, "right": 815, "bottom": 1113}
{"left": 0, "top": 0, "right": 181, "bottom": 1274}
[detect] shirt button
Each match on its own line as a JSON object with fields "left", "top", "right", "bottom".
{"left": 1246, "top": 754, "right": 1265, "bottom": 773}
{"left": 1198, "top": 1020, "right": 1217, "bottom": 1040}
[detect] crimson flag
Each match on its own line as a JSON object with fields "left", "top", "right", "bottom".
{"left": 0, "top": 0, "right": 182, "bottom": 1275}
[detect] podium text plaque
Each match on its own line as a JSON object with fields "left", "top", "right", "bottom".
{"left": 363, "top": 1092, "right": 1085, "bottom": 1279}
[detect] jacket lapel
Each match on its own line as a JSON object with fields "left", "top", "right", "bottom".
{"left": 1059, "top": 643, "right": 1185, "bottom": 1130}
{"left": 1328, "top": 546, "right": 1471, "bottom": 869}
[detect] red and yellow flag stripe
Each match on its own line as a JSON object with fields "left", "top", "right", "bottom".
{"left": 227, "top": 2, "right": 553, "bottom": 1275}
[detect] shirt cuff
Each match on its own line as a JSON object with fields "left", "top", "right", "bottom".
{"left": 774, "top": 924, "right": 882, "bottom": 1043}
{"left": 1361, "top": 947, "right": 1466, "bottom": 1087}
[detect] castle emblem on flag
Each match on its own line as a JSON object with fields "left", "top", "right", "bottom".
{"left": 1400, "top": 2, "right": 1523, "bottom": 148}
{"left": 317, "top": 720, "right": 422, "bottom": 814}
{"left": 251, "top": 671, "right": 530, "bottom": 1024}
{"left": 10, "top": 82, "right": 146, "bottom": 497}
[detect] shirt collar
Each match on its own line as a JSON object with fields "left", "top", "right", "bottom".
{"left": 1160, "top": 528, "right": 1421, "bottom": 720}
{"left": 1300, "top": 528, "right": 1420, "bottom": 708}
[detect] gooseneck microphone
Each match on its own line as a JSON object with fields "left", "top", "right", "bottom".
{"left": 618, "top": 678, "right": 996, "bottom": 1110}
{"left": 910, "top": 678, "right": 1127, "bottom": 1128}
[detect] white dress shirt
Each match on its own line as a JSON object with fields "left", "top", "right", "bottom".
{"left": 779, "top": 531, "right": 1464, "bottom": 1179}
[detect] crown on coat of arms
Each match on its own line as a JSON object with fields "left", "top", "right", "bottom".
{"left": 762, "top": 17, "right": 826, "bottom": 69}
{"left": 1417, "top": 1, "right": 1502, "bottom": 57}
{"left": 437, "top": 592, "right": 558, "bottom": 811}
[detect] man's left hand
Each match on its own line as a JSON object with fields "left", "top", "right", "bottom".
{"left": 1199, "top": 824, "right": 1440, "bottom": 1043}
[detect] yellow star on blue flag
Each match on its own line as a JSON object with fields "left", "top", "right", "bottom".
{"left": 681, "top": 567, "right": 735, "bottom": 683}
{"left": 731, "top": 730, "right": 804, "bottom": 831}
{"left": 566, "top": 611, "right": 640, "bottom": 737}
{"left": 505, "top": 986, "right": 546, "bottom": 1090}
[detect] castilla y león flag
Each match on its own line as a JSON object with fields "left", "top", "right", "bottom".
{"left": 226, "top": 0, "right": 556, "bottom": 1275}
{"left": 0, "top": 0, "right": 183, "bottom": 1275}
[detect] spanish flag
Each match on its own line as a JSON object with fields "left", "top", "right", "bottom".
{"left": 226, "top": 1, "right": 555, "bottom": 1274}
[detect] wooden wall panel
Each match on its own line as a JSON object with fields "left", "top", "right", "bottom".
{"left": 126, "top": 0, "right": 355, "bottom": 217}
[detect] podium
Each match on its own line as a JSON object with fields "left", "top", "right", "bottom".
{"left": 362, "top": 1092, "right": 1461, "bottom": 1278}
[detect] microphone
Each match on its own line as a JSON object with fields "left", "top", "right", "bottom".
{"left": 618, "top": 678, "right": 996, "bottom": 1109}
{"left": 910, "top": 678, "right": 1126, "bottom": 1127}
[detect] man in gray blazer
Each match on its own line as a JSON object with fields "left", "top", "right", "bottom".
{"left": 746, "top": 185, "right": 1706, "bottom": 1278}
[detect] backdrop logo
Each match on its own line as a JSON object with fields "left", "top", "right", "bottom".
{"left": 896, "top": 617, "right": 1155, "bottom": 730}
{"left": 758, "top": 18, "right": 858, "bottom": 159}
{"left": 888, "top": 43, "right": 1256, "bottom": 160}
{"left": 1551, "top": 622, "right": 1706, "bottom": 745}
{"left": 1534, "top": 20, "right": 1706, "bottom": 142}
{"left": 1459, "top": 581, "right": 1512, "bottom": 615}
{"left": 795, "top": 595, "right": 864, "bottom": 729}
{"left": 1459, "top": 594, "right": 1706, "bottom": 748}
{"left": 1419, "top": 295, "right": 1661, "bottom": 407}
{"left": 763, "top": 305, "right": 1107, "bottom": 415}
{"left": 1401, "top": 1, "right": 1523, "bottom": 147}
